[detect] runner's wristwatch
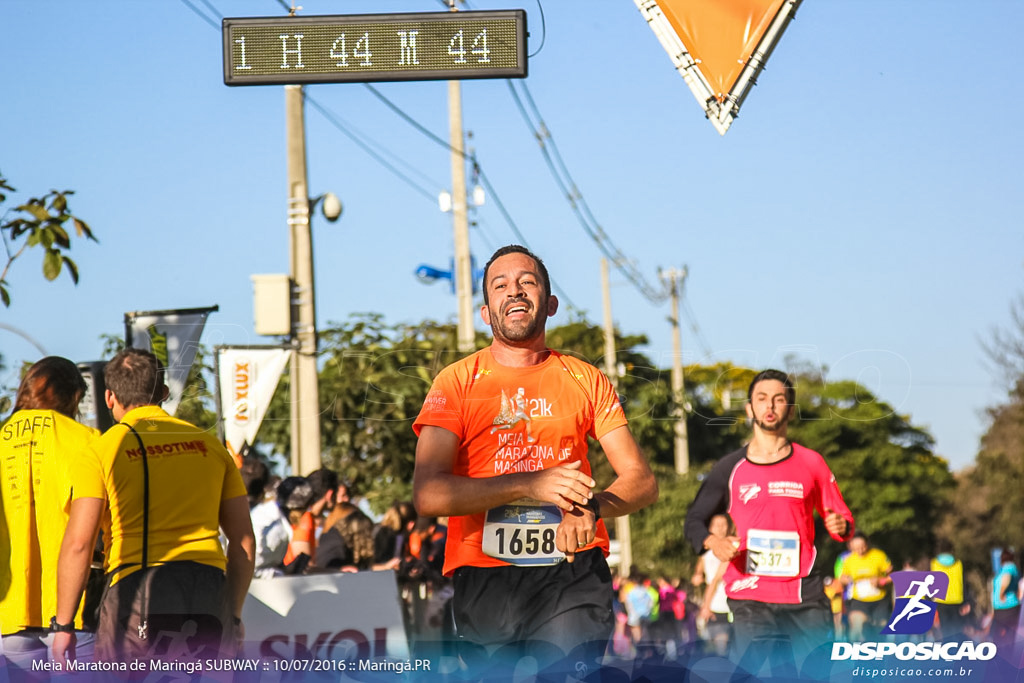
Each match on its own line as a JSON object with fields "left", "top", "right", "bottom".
{"left": 50, "top": 616, "right": 75, "bottom": 633}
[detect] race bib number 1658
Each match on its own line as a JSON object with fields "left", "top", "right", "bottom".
{"left": 482, "top": 500, "right": 564, "bottom": 566}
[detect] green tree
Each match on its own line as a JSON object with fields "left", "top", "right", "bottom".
{"left": 242, "top": 315, "right": 951, "bottom": 579}
{"left": 938, "top": 384, "right": 1024, "bottom": 576}
{"left": 1, "top": 173, "right": 96, "bottom": 306}
{"left": 938, "top": 293, "right": 1024, "bottom": 577}
{"left": 259, "top": 314, "right": 465, "bottom": 512}
{"left": 627, "top": 463, "right": 707, "bottom": 578}
{"left": 683, "top": 363, "right": 758, "bottom": 465}
{"left": 787, "top": 372, "right": 954, "bottom": 569}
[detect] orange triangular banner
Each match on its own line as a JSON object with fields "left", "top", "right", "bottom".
{"left": 636, "top": 0, "right": 803, "bottom": 134}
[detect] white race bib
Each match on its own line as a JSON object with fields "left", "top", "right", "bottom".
{"left": 482, "top": 499, "right": 564, "bottom": 566}
{"left": 854, "top": 579, "right": 882, "bottom": 600}
{"left": 746, "top": 529, "right": 800, "bottom": 577}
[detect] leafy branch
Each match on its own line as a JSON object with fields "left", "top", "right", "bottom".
{"left": 0, "top": 172, "right": 98, "bottom": 306}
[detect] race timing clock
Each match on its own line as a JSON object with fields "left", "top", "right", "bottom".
{"left": 223, "top": 10, "right": 527, "bottom": 86}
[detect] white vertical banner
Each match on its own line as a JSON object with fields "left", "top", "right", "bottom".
{"left": 125, "top": 305, "right": 218, "bottom": 416}
{"left": 217, "top": 346, "right": 292, "bottom": 459}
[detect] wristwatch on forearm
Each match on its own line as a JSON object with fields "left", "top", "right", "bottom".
{"left": 50, "top": 616, "right": 75, "bottom": 634}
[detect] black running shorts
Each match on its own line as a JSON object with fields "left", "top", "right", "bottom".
{"left": 451, "top": 548, "right": 614, "bottom": 672}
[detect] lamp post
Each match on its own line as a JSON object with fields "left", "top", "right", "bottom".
{"left": 284, "top": 84, "right": 341, "bottom": 475}
{"left": 601, "top": 258, "right": 634, "bottom": 572}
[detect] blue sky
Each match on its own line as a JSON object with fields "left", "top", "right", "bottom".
{"left": 2, "top": 0, "right": 1021, "bottom": 472}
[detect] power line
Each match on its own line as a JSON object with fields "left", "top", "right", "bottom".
{"left": 178, "top": 0, "right": 219, "bottom": 29}
{"left": 179, "top": 0, "right": 442, "bottom": 203}
{"left": 304, "top": 95, "right": 439, "bottom": 203}
{"left": 507, "top": 79, "right": 720, "bottom": 354}
{"left": 196, "top": 0, "right": 223, "bottom": 20}
{"left": 474, "top": 165, "right": 579, "bottom": 312}
{"left": 183, "top": 0, "right": 583, "bottom": 315}
{"left": 681, "top": 298, "right": 713, "bottom": 359}
{"left": 306, "top": 95, "right": 443, "bottom": 193}
{"left": 363, "top": 84, "right": 452, "bottom": 151}
{"left": 359, "top": 85, "right": 579, "bottom": 311}
{"left": 507, "top": 80, "right": 671, "bottom": 305}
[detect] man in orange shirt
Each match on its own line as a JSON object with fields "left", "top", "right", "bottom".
{"left": 413, "top": 245, "right": 658, "bottom": 676}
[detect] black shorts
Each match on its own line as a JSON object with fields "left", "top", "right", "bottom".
{"left": 451, "top": 548, "right": 614, "bottom": 672}
{"left": 96, "top": 561, "right": 233, "bottom": 663}
{"left": 848, "top": 598, "right": 890, "bottom": 624}
{"left": 728, "top": 595, "right": 833, "bottom": 678}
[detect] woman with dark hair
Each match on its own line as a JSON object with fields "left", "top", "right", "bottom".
{"left": 373, "top": 500, "right": 417, "bottom": 568}
{"left": 0, "top": 357, "right": 99, "bottom": 671}
{"left": 277, "top": 475, "right": 316, "bottom": 573}
{"left": 316, "top": 503, "right": 377, "bottom": 571}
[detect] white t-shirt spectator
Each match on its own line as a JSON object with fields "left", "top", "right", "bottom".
{"left": 250, "top": 499, "right": 291, "bottom": 577}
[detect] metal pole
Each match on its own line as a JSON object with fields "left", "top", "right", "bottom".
{"left": 601, "top": 259, "right": 617, "bottom": 383}
{"left": 285, "top": 84, "right": 322, "bottom": 476}
{"left": 449, "top": 80, "right": 474, "bottom": 352}
{"left": 448, "top": 2, "right": 474, "bottom": 353}
{"left": 602, "top": 258, "right": 633, "bottom": 573}
{"left": 661, "top": 267, "right": 690, "bottom": 474}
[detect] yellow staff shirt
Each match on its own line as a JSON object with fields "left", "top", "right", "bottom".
{"left": 1, "top": 410, "right": 98, "bottom": 633}
{"left": 70, "top": 405, "right": 246, "bottom": 581}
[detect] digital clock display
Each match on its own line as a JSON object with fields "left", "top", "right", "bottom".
{"left": 223, "top": 10, "right": 527, "bottom": 86}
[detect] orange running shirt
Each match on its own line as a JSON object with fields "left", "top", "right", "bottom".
{"left": 413, "top": 348, "right": 627, "bottom": 575}
{"left": 283, "top": 510, "right": 317, "bottom": 566}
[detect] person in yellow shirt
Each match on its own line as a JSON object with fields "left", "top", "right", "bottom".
{"left": 930, "top": 542, "right": 969, "bottom": 639}
{"left": 0, "top": 357, "right": 98, "bottom": 673}
{"left": 839, "top": 532, "right": 892, "bottom": 642}
{"left": 52, "top": 348, "right": 255, "bottom": 666}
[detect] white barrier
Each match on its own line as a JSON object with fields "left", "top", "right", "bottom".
{"left": 241, "top": 572, "right": 410, "bottom": 662}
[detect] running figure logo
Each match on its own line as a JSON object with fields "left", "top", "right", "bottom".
{"left": 491, "top": 387, "right": 535, "bottom": 442}
{"left": 882, "top": 571, "right": 949, "bottom": 635}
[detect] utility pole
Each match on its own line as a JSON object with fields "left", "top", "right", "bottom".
{"left": 602, "top": 258, "right": 633, "bottom": 572}
{"left": 660, "top": 266, "right": 690, "bottom": 474}
{"left": 449, "top": 1, "right": 474, "bottom": 353}
{"left": 285, "top": 84, "right": 322, "bottom": 476}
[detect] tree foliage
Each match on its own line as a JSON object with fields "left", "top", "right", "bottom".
{"left": 259, "top": 314, "right": 465, "bottom": 513}
{"left": 787, "top": 372, "right": 953, "bottom": 569}
{"left": 0, "top": 173, "right": 97, "bottom": 307}
{"left": 939, "top": 293, "right": 1024, "bottom": 578}
{"left": 231, "top": 314, "right": 950, "bottom": 577}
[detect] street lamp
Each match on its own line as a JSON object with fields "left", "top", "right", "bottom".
{"left": 415, "top": 258, "right": 484, "bottom": 296}
{"left": 310, "top": 192, "right": 342, "bottom": 223}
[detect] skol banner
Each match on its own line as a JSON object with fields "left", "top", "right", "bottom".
{"left": 635, "top": 0, "right": 802, "bottom": 134}
{"left": 124, "top": 306, "right": 218, "bottom": 416}
{"left": 216, "top": 345, "right": 291, "bottom": 460}
{"left": 241, "top": 572, "right": 411, "bottom": 665}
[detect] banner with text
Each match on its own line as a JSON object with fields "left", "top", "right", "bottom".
{"left": 125, "top": 306, "right": 218, "bottom": 416}
{"left": 241, "top": 572, "right": 409, "bottom": 663}
{"left": 217, "top": 345, "right": 291, "bottom": 460}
